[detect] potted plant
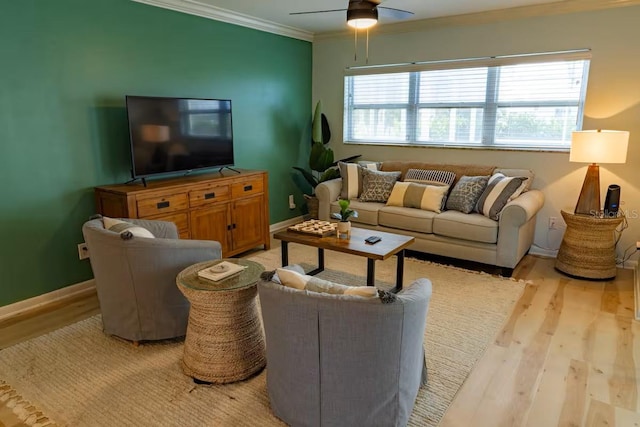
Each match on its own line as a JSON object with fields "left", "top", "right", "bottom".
{"left": 332, "top": 199, "right": 358, "bottom": 239}
{"left": 293, "top": 101, "right": 359, "bottom": 218}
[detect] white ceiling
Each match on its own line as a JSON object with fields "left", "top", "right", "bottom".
{"left": 180, "top": 0, "right": 557, "bottom": 33}
{"left": 135, "top": 0, "right": 640, "bottom": 40}
{"left": 192, "top": 0, "right": 560, "bottom": 34}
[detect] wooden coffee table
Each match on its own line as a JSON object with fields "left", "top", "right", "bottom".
{"left": 273, "top": 226, "right": 415, "bottom": 291}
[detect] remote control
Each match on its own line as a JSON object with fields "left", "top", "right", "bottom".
{"left": 365, "top": 236, "right": 382, "bottom": 244}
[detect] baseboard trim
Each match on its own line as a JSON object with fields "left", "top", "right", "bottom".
{"left": 529, "top": 246, "right": 558, "bottom": 258}
{"left": 269, "top": 215, "right": 305, "bottom": 233}
{"left": 0, "top": 280, "right": 96, "bottom": 322}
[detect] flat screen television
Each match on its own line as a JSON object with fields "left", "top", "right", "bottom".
{"left": 126, "top": 95, "right": 234, "bottom": 179}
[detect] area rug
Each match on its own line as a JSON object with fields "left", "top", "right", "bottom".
{"left": 0, "top": 246, "right": 526, "bottom": 426}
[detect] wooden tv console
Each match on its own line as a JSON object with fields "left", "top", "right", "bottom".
{"left": 94, "top": 169, "right": 270, "bottom": 257}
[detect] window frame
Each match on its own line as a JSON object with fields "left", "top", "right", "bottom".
{"left": 343, "top": 50, "right": 591, "bottom": 151}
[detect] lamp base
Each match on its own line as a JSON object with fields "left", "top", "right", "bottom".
{"left": 574, "top": 163, "right": 600, "bottom": 216}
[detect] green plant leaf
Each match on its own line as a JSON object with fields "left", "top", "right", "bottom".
{"left": 312, "top": 100, "right": 323, "bottom": 144}
{"left": 309, "top": 141, "right": 334, "bottom": 172}
{"left": 319, "top": 168, "right": 340, "bottom": 183}
{"left": 321, "top": 113, "right": 331, "bottom": 145}
{"left": 292, "top": 166, "right": 319, "bottom": 189}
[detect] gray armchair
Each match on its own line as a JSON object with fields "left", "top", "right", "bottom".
{"left": 258, "top": 276, "right": 432, "bottom": 427}
{"left": 82, "top": 218, "right": 221, "bottom": 342}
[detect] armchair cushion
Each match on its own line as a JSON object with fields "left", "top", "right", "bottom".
{"left": 276, "top": 267, "right": 378, "bottom": 298}
{"left": 102, "top": 216, "right": 155, "bottom": 239}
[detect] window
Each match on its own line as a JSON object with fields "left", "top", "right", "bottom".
{"left": 343, "top": 51, "right": 590, "bottom": 150}
{"left": 179, "top": 99, "right": 232, "bottom": 138}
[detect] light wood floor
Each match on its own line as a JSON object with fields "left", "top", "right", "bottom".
{"left": 1, "top": 253, "right": 638, "bottom": 427}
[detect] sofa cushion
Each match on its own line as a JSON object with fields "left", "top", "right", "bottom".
{"left": 331, "top": 200, "right": 384, "bottom": 225}
{"left": 338, "top": 162, "right": 380, "bottom": 200}
{"left": 445, "top": 175, "right": 489, "bottom": 214}
{"left": 404, "top": 169, "right": 456, "bottom": 187}
{"left": 432, "top": 211, "right": 498, "bottom": 244}
{"left": 476, "top": 173, "right": 527, "bottom": 220}
{"left": 386, "top": 182, "right": 449, "bottom": 213}
{"left": 359, "top": 169, "right": 402, "bottom": 203}
{"left": 379, "top": 206, "right": 437, "bottom": 234}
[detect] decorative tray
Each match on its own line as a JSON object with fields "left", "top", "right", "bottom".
{"left": 287, "top": 220, "right": 337, "bottom": 237}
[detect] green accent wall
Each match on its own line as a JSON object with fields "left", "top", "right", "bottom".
{"left": 0, "top": 0, "right": 312, "bottom": 306}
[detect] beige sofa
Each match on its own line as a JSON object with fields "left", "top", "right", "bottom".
{"left": 316, "top": 161, "right": 545, "bottom": 274}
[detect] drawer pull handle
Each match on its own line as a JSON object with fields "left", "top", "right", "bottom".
{"left": 227, "top": 224, "right": 232, "bottom": 231}
{"left": 232, "top": 223, "right": 237, "bottom": 229}
{"left": 204, "top": 192, "right": 216, "bottom": 200}
{"left": 157, "top": 201, "right": 170, "bottom": 209}
{"left": 244, "top": 185, "right": 253, "bottom": 191}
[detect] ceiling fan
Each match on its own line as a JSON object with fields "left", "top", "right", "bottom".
{"left": 290, "top": 0, "right": 414, "bottom": 29}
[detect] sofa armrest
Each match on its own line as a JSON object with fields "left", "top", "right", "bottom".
{"left": 316, "top": 178, "right": 342, "bottom": 221}
{"left": 497, "top": 189, "right": 545, "bottom": 269}
{"left": 499, "top": 189, "right": 545, "bottom": 227}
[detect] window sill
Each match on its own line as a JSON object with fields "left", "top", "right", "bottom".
{"left": 343, "top": 140, "right": 570, "bottom": 154}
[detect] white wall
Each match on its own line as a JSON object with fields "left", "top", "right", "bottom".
{"left": 313, "top": 6, "right": 640, "bottom": 262}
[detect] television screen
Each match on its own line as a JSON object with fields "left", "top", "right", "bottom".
{"left": 126, "top": 96, "right": 234, "bottom": 178}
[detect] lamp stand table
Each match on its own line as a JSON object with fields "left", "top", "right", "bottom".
{"left": 177, "top": 259, "right": 266, "bottom": 384}
{"left": 555, "top": 209, "right": 623, "bottom": 280}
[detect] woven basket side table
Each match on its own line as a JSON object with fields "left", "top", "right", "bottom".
{"left": 177, "top": 259, "right": 265, "bottom": 383}
{"left": 555, "top": 210, "right": 623, "bottom": 280}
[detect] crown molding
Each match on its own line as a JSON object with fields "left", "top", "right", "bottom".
{"left": 131, "top": 0, "right": 314, "bottom": 42}
{"left": 315, "top": 0, "right": 640, "bottom": 40}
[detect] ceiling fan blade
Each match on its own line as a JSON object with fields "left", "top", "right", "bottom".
{"left": 378, "top": 6, "right": 414, "bottom": 20}
{"left": 290, "top": 9, "right": 346, "bottom": 15}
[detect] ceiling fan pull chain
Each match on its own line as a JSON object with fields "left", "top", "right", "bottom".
{"left": 354, "top": 28, "right": 358, "bottom": 61}
{"left": 366, "top": 28, "right": 369, "bottom": 64}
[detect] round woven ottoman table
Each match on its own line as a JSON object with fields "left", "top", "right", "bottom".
{"left": 555, "top": 209, "right": 623, "bottom": 279}
{"left": 177, "top": 258, "right": 265, "bottom": 383}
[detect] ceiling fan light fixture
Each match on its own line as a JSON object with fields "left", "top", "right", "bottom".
{"left": 346, "top": 7, "right": 378, "bottom": 29}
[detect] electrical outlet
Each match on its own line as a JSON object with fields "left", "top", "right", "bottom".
{"left": 548, "top": 216, "right": 558, "bottom": 229}
{"left": 288, "top": 194, "right": 296, "bottom": 210}
{"left": 78, "top": 243, "right": 90, "bottom": 260}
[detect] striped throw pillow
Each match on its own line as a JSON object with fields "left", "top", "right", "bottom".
{"left": 404, "top": 169, "right": 456, "bottom": 187}
{"left": 338, "top": 161, "right": 380, "bottom": 200}
{"left": 386, "top": 182, "right": 449, "bottom": 213}
{"left": 475, "top": 173, "right": 527, "bottom": 220}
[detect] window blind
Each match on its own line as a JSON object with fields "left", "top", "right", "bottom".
{"left": 343, "top": 50, "right": 591, "bottom": 150}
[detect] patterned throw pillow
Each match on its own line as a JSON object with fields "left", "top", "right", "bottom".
{"left": 475, "top": 173, "right": 527, "bottom": 220}
{"left": 338, "top": 161, "right": 380, "bottom": 200}
{"left": 102, "top": 217, "right": 155, "bottom": 239}
{"left": 404, "top": 169, "right": 456, "bottom": 187}
{"left": 358, "top": 169, "right": 402, "bottom": 203}
{"left": 386, "top": 182, "right": 449, "bottom": 213}
{"left": 445, "top": 176, "right": 489, "bottom": 214}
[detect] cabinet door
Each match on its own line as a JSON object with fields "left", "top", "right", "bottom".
{"left": 190, "top": 204, "right": 231, "bottom": 254}
{"left": 231, "top": 195, "right": 265, "bottom": 252}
